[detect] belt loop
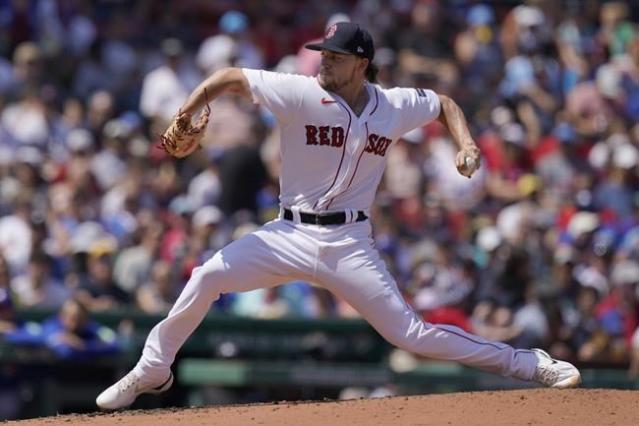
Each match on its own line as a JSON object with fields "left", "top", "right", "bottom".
{"left": 347, "top": 209, "right": 356, "bottom": 224}
{"left": 278, "top": 205, "right": 284, "bottom": 220}
{"left": 291, "top": 205, "right": 302, "bottom": 224}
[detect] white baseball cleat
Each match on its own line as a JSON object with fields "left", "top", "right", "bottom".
{"left": 96, "top": 370, "right": 173, "bottom": 410}
{"left": 531, "top": 349, "right": 581, "bottom": 389}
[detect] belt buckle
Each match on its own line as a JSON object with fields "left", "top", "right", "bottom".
{"left": 314, "top": 214, "right": 322, "bottom": 225}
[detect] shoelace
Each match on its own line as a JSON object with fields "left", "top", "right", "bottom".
{"left": 533, "top": 364, "right": 559, "bottom": 385}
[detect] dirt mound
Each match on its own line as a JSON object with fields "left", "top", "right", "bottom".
{"left": 9, "top": 389, "right": 638, "bottom": 425}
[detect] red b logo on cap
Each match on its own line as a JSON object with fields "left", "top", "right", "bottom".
{"left": 325, "top": 24, "right": 337, "bottom": 39}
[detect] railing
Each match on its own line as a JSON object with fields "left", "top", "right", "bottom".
{"left": 2, "top": 308, "right": 637, "bottom": 420}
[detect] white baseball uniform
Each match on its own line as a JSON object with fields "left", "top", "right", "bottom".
{"left": 133, "top": 69, "right": 538, "bottom": 384}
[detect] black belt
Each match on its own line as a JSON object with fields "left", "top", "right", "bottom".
{"left": 283, "top": 208, "right": 367, "bottom": 225}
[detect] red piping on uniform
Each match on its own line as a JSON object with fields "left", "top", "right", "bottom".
{"left": 314, "top": 101, "right": 351, "bottom": 211}
{"left": 369, "top": 87, "right": 379, "bottom": 116}
{"left": 326, "top": 121, "right": 370, "bottom": 209}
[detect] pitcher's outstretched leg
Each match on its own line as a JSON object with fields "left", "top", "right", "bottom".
{"left": 315, "top": 229, "right": 580, "bottom": 388}
{"left": 97, "top": 223, "right": 301, "bottom": 410}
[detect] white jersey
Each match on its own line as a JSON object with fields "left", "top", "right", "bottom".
{"left": 243, "top": 69, "right": 441, "bottom": 212}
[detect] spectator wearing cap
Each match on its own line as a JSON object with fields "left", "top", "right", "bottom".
{"left": 75, "top": 251, "right": 130, "bottom": 311}
{"left": 65, "top": 128, "right": 95, "bottom": 158}
{"left": 500, "top": 5, "right": 549, "bottom": 60}
{"left": 196, "top": 14, "right": 264, "bottom": 151}
{"left": 63, "top": 222, "right": 125, "bottom": 311}
{"left": 592, "top": 133, "right": 636, "bottom": 218}
{"left": 188, "top": 205, "right": 227, "bottom": 268}
{"left": 196, "top": 33, "right": 238, "bottom": 75}
{"left": 474, "top": 222, "right": 509, "bottom": 297}
{"left": 186, "top": 157, "right": 222, "bottom": 211}
{"left": 140, "top": 38, "right": 201, "bottom": 125}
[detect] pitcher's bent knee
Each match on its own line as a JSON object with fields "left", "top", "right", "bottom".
{"left": 376, "top": 315, "right": 429, "bottom": 351}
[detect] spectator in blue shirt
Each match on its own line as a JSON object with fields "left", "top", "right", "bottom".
{"left": 6, "top": 298, "right": 121, "bottom": 361}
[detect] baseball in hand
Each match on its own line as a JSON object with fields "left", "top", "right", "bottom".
{"left": 464, "top": 156, "right": 476, "bottom": 171}
{"left": 457, "top": 155, "right": 478, "bottom": 178}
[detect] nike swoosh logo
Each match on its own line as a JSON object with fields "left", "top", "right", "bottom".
{"left": 321, "top": 98, "right": 336, "bottom": 104}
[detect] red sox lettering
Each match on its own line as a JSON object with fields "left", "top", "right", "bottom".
{"left": 364, "top": 133, "right": 392, "bottom": 156}
{"left": 305, "top": 125, "right": 344, "bottom": 147}
{"left": 305, "top": 124, "right": 391, "bottom": 156}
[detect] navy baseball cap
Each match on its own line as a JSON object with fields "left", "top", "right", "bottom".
{"left": 306, "top": 22, "right": 374, "bottom": 62}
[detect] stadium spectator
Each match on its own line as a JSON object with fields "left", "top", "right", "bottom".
{"left": 6, "top": 298, "right": 121, "bottom": 361}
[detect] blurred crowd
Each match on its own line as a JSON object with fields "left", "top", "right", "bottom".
{"left": 1, "top": 0, "right": 639, "bottom": 375}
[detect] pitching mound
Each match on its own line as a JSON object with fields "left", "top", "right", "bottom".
{"left": 9, "top": 389, "right": 638, "bottom": 425}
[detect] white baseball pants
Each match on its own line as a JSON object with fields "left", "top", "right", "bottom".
{"left": 134, "top": 218, "right": 538, "bottom": 382}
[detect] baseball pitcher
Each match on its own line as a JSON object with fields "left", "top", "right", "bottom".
{"left": 97, "top": 22, "right": 580, "bottom": 410}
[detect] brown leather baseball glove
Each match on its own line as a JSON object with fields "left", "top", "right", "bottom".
{"left": 159, "top": 99, "right": 211, "bottom": 158}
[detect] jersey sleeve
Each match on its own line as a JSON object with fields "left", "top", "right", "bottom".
{"left": 387, "top": 87, "right": 441, "bottom": 135}
{"left": 242, "top": 68, "right": 307, "bottom": 125}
